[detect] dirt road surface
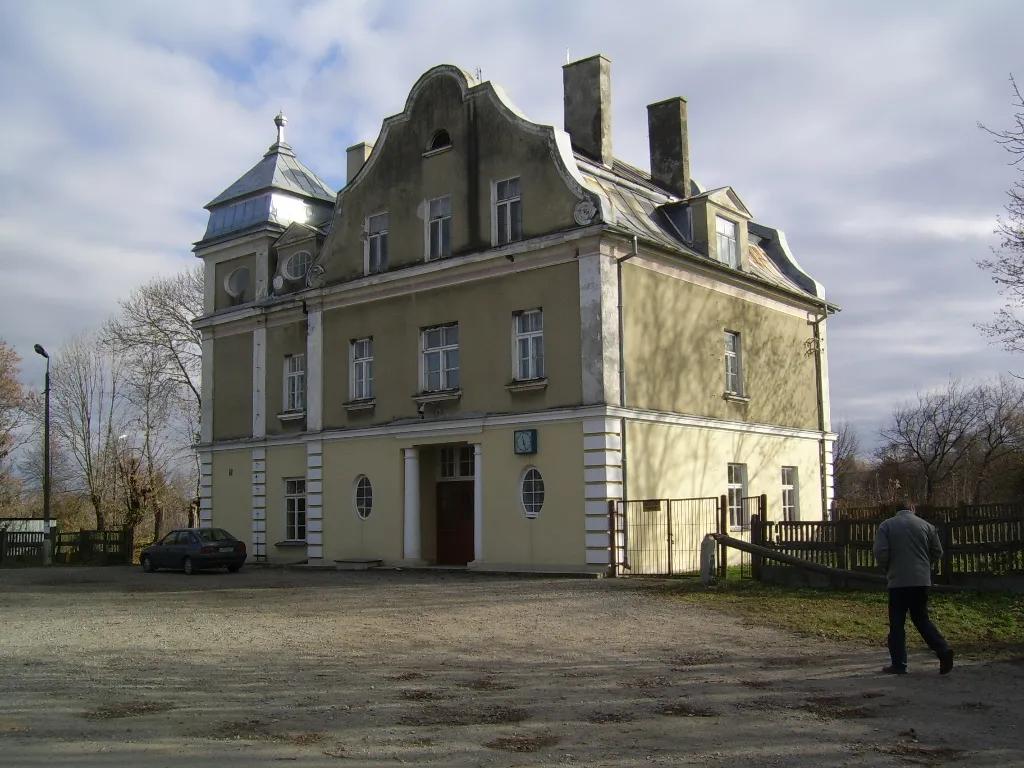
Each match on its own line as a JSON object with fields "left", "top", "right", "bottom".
{"left": 0, "top": 566, "right": 1021, "bottom": 767}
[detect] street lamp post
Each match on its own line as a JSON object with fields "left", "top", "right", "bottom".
{"left": 33, "top": 344, "right": 51, "bottom": 565}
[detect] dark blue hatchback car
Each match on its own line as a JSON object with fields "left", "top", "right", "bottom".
{"left": 140, "top": 528, "right": 247, "bottom": 574}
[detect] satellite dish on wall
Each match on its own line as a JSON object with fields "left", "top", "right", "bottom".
{"left": 272, "top": 274, "right": 285, "bottom": 292}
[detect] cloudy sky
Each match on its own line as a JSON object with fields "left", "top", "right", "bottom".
{"left": 1, "top": 0, "right": 1022, "bottom": 450}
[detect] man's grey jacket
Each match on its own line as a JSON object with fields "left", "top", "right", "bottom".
{"left": 872, "top": 509, "right": 943, "bottom": 588}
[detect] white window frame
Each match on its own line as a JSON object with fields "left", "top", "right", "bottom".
{"left": 512, "top": 308, "right": 544, "bottom": 381}
{"left": 354, "top": 475, "right": 373, "bottom": 519}
{"left": 728, "top": 463, "right": 748, "bottom": 530}
{"left": 283, "top": 250, "right": 312, "bottom": 281}
{"left": 426, "top": 196, "right": 452, "bottom": 262}
{"left": 364, "top": 212, "right": 388, "bottom": 275}
{"left": 350, "top": 338, "right": 373, "bottom": 401}
{"left": 438, "top": 446, "right": 475, "bottom": 480}
{"left": 521, "top": 467, "right": 545, "bottom": 519}
{"left": 284, "top": 354, "right": 306, "bottom": 412}
{"left": 716, "top": 216, "right": 739, "bottom": 268}
{"left": 724, "top": 331, "right": 743, "bottom": 396}
{"left": 284, "top": 478, "right": 307, "bottom": 541}
{"left": 782, "top": 466, "right": 799, "bottom": 522}
{"left": 493, "top": 177, "right": 522, "bottom": 246}
{"left": 420, "top": 323, "right": 459, "bottom": 392}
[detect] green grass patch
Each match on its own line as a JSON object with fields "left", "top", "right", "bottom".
{"left": 663, "top": 579, "right": 1024, "bottom": 661}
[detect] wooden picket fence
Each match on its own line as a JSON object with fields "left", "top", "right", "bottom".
{"left": 0, "top": 528, "right": 134, "bottom": 567}
{"left": 835, "top": 503, "right": 1024, "bottom": 522}
{"left": 752, "top": 517, "right": 1024, "bottom": 583}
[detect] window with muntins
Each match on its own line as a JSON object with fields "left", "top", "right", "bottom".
{"left": 724, "top": 332, "right": 743, "bottom": 395}
{"left": 422, "top": 324, "right": 459, "bottom": 391}
{"left": 284, "top": 354, "right": 306, "bottom": 412}
{"left": 285, "top": 478, "right": 306, "bottom": 541}
{"left": 367, "top": 213, "right": 388, "bottom": 274}
{"left": 439, "top": 446, "right": 475, "bottom": 480}
{"left": 355, "top": 475, "right": 373, "bottom": 519}
{"left": 728, "top": 463, "right": 747, "bottom": 530}
{"left": 496, "top": 177, "right": 522, "bottom": 245}
{"left": 521, "top": 468, "right": 545, "bottom": 519}
{"left": 284, "top": 251, "right": 312, "bottom": 281}
{"left": 427, "top": 196, "right": 452, "bottom": 261}
{"left": 514, "top": 309, "right": 544, "bottom": 381}
{"left": 782, "top": 466, "right": 799, "bottom": 521}
{"left": 716, "top": 216, "right": 739, "bottom": 268}
{"left": 350, "top": 338, "right": 373, "bottom": 401}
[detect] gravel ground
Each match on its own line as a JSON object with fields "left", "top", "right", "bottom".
{"left": 0, "top": 566, "right": 1021, "bottom": 767}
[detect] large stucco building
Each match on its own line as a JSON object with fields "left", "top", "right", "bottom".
{"left": 193, "top": 54, "right": 838, "bottom": 573}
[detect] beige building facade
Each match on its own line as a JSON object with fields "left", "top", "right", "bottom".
{"left": 193, "top": 55, "right": 838, "bottom": 574}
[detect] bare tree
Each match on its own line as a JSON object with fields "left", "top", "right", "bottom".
{"left": 963, "top": 375, "right": 1024, "bottom": 503}
{"left": 977, "top": 74, "right": 1024, "bottom": 351}
{"left": 0, "top": 339, "right": 30, "bottom": 510}
{"left": 48, "top": 333, "right": 127, "bottom": 530}
{"left": 878, "top": 379, "right": 980, "bottom": 504}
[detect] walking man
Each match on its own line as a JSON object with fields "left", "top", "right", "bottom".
{"left": 872, "top": 499, "right": 954, "bottom": 675}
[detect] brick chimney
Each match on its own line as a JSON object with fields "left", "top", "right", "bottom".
{"left": 346, "top": 142, "right": 374, "bottom": 184}
{"left": 562, "top": 54, "right": 613, "bottom": 167}
{"left": 647, "top": 97, "right": 690, "bottom": 198}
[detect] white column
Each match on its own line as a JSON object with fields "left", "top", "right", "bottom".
{"left": 203, "top": 260, "right": 216, "bottom": 315}
{"left": 252, "top": 326, "right": 267, "bottom": 439}
{"left": 578, "top": 251, "right": 621, "bottom": 405}
{"left": 403, "top": 448, "right": 421, "bottom": 562}
{"left": 306, "top": 441, "right": 323, "bottom": 561}
{"left": 472, "top": 443, "right": 483, "bottom": 564}
{"left": 251, "top": 448, "right": 266, "bottom": 559}
{"left": 200, "top": 334, "right": 214, "bottom": 444}
{"left": 254, "top": 245, "right": 269, "bottom": 301}
{"left": 306, "top": 308, "right": 323, "bottom": 432}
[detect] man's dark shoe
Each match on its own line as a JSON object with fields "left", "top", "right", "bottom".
{"left": 882, "top": 665, "right": 907, "bottom": 674}
{"left": 939, "top": 649, "right": 954, "bottom": 675}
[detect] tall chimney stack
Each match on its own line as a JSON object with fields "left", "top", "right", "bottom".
{"left": 346, "top": 142, "right": 374, "bottom": 184}
{"left": 562, "top": 54, "right": 613, "bottom": 167}
{"left": 647, "top": 97, "right": 690, "bottom": 198}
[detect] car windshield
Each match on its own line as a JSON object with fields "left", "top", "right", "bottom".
{"left": 195, "top": 528, "right": 235, "bottom": 543}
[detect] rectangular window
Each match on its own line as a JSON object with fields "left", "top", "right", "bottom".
{"left": 284, "top": 354, "right": 306, "bottom": 412}
{"left": 422, "top": 324, "right": 459, "bottom": 392}
{"left": 728, "top": 463, "right": 748, "bottom": 530}
{"left": 367, "top": 213, "right": 388, "bottom": 274}
{"left": 427, "top": 196, "right": 452, "bottom": 261}
{"left": 351, "top": 338, "right": 373, "bottom": 401}
{"left": 285, "top": 478, "right": 307, "bottom": 541}
{"left": 782, "top": 466, "right": 799, "bottom": 522}
{"left": 495, "top": 177, "right": 522, "bottom": 245}
{"left": 716, "top": 216, "right": 739, "bottom": 268}
{"left": 513, "top": 309, "right": 544, "bottom": 381}
{"left": 439, "top": 446, "right": 475, "bottom": 480}
{"left": 724, "top": 331, "right": 743, "bottom": 395}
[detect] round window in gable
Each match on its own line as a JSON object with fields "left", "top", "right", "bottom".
{"left": 428, "top": 130, "right": 451, "bottom": 152}
{"left": 355, "top": 475, "right": 373, "bottom": 520}
{"left": 283, "top": 251, "right": 312, "bottom": 281}
{"left": 521, "top": 467, "right": 545, "bottom": 520}
{"left": 224, "top": 266, "right": 250, "bottom": 299}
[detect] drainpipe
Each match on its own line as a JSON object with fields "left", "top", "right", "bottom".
{"left": 616, "top": 235, "right": 640, "bottom": 504}
{"left": 809, "top": 299, "right": 831, "bottom": 520}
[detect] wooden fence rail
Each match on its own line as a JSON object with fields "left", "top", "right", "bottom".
{"left": 0, "top": 528, "right": 134, "bottom": 567}
{"left": 835, "top": 503, "right": 1024, "bottom": 522}
{"left": 754, "top": 517, "right": 1024, "bottom": 582}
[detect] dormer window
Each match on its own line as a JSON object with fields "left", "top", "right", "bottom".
{"left": 283, "top": 251, "right": 312, "bottom": 282}
{"left": 428, "top": 130, "right": 451, "bottom": 153}
{"left": 715, "top": 216, "right": 739, "bottom": 269}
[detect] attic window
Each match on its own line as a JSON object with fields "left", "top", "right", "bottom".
{"left": 283, "top": 251, "right": 312, "bottom": 281}
{"left": 427, "top": 130, "right": 452, "bottom": 153}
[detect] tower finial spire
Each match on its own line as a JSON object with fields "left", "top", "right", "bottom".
{"left": 274, "top": 111, "right": 287, "bottom": 144}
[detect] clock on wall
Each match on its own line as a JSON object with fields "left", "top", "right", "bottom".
{"left": 513, "top": 429, "right": 538, "bottom": 455}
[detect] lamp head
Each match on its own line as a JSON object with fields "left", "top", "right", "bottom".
{"left": 33, "top": 344, "right": 48, "bottom": 359}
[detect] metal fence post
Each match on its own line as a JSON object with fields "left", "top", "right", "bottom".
{"left": 718, "top": 494, "right": 728, "bottom": 579}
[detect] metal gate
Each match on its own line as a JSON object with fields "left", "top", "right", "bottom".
{"left": 613, "top": 498, "right": 723, "bottom": 576}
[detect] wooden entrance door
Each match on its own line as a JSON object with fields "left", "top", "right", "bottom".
{"left": 436, "top": 481, "right": 474, "bottom": 565}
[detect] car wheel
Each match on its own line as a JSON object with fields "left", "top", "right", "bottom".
{"left": 183, "top": 557, "right": 196, "bottom": 575}
{"left": 226, "top": 565, "right": 241, "bottom": 573}
{"left": 141, "top": 556, "right": 155, "bottom": 573}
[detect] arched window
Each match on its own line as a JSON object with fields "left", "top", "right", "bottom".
{"left": 224, "top": 266, "right": 250, "bottom": 300}
{"left": 521, "top": 468, "right": 544, "bottom": 519}
{"left": 428, "top": 130, "right": 451, "bottom": 152}
{"left": 355, "top": 475, "right": 373, "bottom": 519}
{"left": 283, "top": 251, "right": 312, "bottom": 281}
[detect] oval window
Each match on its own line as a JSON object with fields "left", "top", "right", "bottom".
{"left": 224, "top": 266, "right": 250, "bottom": 299}
{"left": 428, "top": 130, "right": 451, "bottom": 152}
{"left": 521, "top": 467, "right": 544, "bottom": 519}
{"left": 355, "top": 475, "right": 373, "bottom": 520}
{"left": 283, "top": 251, "right": 312, "bottom": 281}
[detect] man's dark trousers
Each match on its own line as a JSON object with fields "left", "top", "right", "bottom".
{"left": 887, "top": 586, "right": 950, "bottom": 670}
